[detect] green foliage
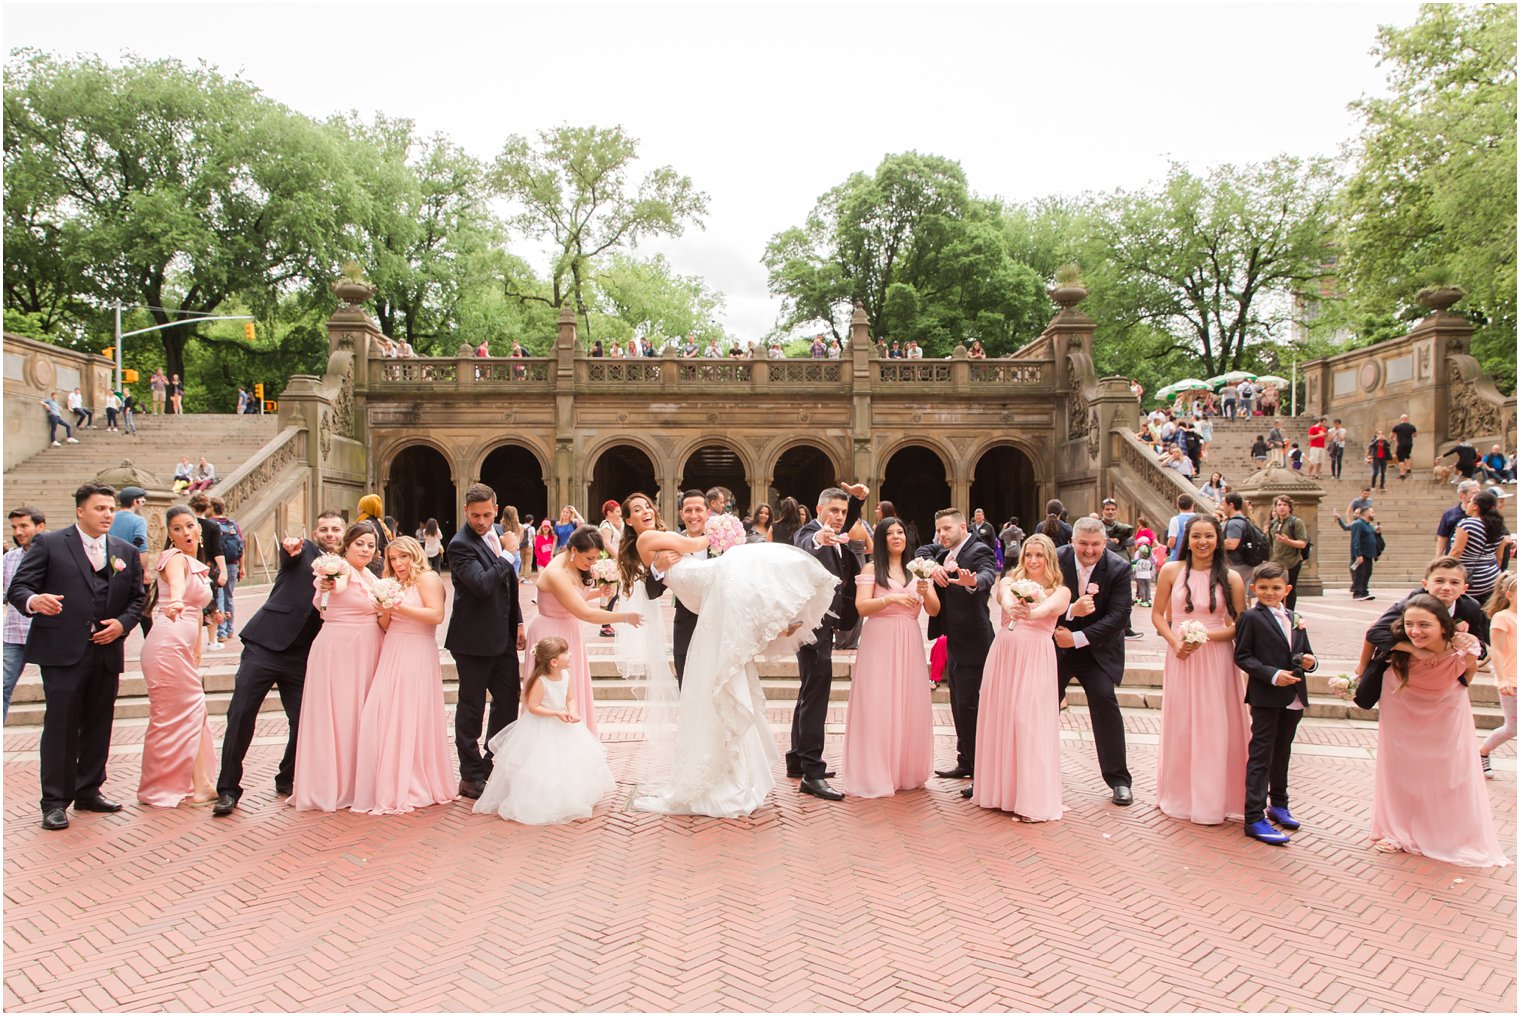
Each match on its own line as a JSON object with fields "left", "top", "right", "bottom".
{"left": 1338, "top": 3, "right": 1516, "bottom": 392}
{"left": 591, "top": 253, "right": 727, "bottom": 349}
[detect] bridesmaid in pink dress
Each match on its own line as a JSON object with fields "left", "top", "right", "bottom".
{"left": 528, "top": 525, "right": 639, "bottom": 735}
{"left": 138, "top": 506, "right": 217, "bottom": 807}
{"left": 291, "top": 522, "right": 384, "bottom": 812}
{"left": 353, "top": 537, "right": 457, "bottom": 814}
{"left": 971, "top": 534, "right": 1071, "bottom": 821}
{"left": 1152, "top": 515, "right": 1249, "bottom": 825}
{"left": 1371, "top": 595, "right": 1507, "bottom": 866}
{"left": 842, "top": 516, "right": 936, "bottom": 798}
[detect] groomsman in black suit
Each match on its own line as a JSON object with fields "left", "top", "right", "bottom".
{"left": 447, "top": 483, "right": 526, "bottom": 799}
{"left": 1233, "top": 561, "right": 1317, "bottom": 846}
{"left": 920, "top": 508, "right": 997, "bottom": 780}
{"left": 213, "top": 510, "right": 347, "bottom": 815}
{"left": 646, "top": 490, "right": 709, "bottom": 687}
{"left": 790, "top": 481, "right": 869, "bottom": 800}
{"left": 7, "top": 483, "right": 145, "bottom": 830}
{"left": 1054, "top": 516, "right": 1135, "bottom": 805}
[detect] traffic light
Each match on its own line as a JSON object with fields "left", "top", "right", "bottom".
{"left": 254, "top": 383, "right": 264, "bottom": 402}
{"left": 123, "top": 369, "right": 139, "bottom": 383}
{"left": 101, "top": 348, "right": 114, "bottom": 359}
{"left": 244, "top": 322, "right": 256, "bottom": 341}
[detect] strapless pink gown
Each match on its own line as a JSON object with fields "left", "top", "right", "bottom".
{"left": 1156, "top": 569, "right": 1249, "bottom": 824}
{"left": 138, "top": 549, "right": 215, "bottom": 807}
{"left": 1372, "top": 650, "right": 1508, "bottom": 867}
{"left": 972, "top": 606, "right": 1063, "bottom": 820}
{"left": 292, "top": 568, "right": 383, "bottom": 811}
{"left": 526, "top": 581, "right": 597, "bottom": 734}
{"left": 841, "top": 575, "right": 933, "bottom": 798}
{"left": 353, "top": 584, "right": 457, "bottom": 814}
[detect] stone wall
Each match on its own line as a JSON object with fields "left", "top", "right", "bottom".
{"left": 2, "top": 333, "right": 114, "bottom": 470}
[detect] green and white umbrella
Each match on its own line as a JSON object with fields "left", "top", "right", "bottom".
{"left": 1255, "top": 374, "right": 1290, "bottom": 387}
{"left": 1207, "top": 370, "right": 1258, "bottom": 388}
{"left": 1156, "top": 378, "right": 1212, "bottom": 399}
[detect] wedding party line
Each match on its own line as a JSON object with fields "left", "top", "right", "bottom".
{"left": 4, "top": 478, "right": 1512, "bottom": 869}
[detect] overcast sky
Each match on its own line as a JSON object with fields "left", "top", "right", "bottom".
{"left": 6, "top": 1, "right": 1419, "bottom": 339}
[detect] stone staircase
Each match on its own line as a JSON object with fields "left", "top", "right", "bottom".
{"left": 2, "top": 414, "right": 278, "bottom": 525}
{"left": 1191, "top": 418, "right": 1514, "bottom": 585}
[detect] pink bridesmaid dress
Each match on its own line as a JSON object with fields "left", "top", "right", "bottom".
{"left": 291, "top": 566, "right": 383, "bottom": 811}
{"left": 1156, "top": 568, "right": 1250, "bottom": 824}
{"left": 526, "top": 580, "right": 597, "bottom": 734}
{"left": 138, "top": 548, "right": 216, "bottom": 807}
{"left": 353, "top": 583, "right": 457, "bottom": 814}
{"left": 972, "top": 605, "right": 1063, "bottom": 820}
{"left": 1371, "top": 650, "right": 1508, "bottom": 867}
{"left": 841, "top": 574, "right": 933, "bottom": 798}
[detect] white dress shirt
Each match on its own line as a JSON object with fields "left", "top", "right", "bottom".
{"left": 1064, "top": 557, "right": 1100, "bottom": 648}
{"left": 1270, "top": 605, "right": 1304, "bottom": 711}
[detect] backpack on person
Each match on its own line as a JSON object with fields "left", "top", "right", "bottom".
{"left": 1236, "top": 516, "right": 1270, "bottom": 566}
{"left": 1373, "top": 530, "right": 1387, "bottom": 560}
{"left": 215, "top": 517, "right": 244, "bottom": 563}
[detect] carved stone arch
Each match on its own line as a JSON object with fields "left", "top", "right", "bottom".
{"left": 466, "top": 437, "right": 552, "bottom": 482}
{"left": 673, "top": 434, "right": 758, "bottom": 481}
{"left": 966, "top": 434, "right": 1052, "bottom": 482}
{"left": 766, "top": 436, "right": 846, "bottom": 479}
{"left": 582, "top": 433, "right": 671, "bottom": 480}
{"left": 378, "top": 435, "right": 461, "bottom": 482}
{"left": 874, "top": 434, "right": 960, "bottom": 480}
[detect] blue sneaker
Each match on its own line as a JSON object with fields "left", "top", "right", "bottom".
{"left": 1266, "top": 805, "right": 1301, "bottom": 831}
{"left": 1245, "top": 819, "right": 1290, "bottom": 845}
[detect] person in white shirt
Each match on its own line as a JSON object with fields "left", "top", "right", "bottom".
{"left": 67, "top": 388, "right": 94, "bottom": 429}
{"left": 104, "top": 392, "right": 122, "bottom": 432}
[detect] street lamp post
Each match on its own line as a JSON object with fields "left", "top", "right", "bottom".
{"left": 113, "top": 303, "right": 253, "bottom": 392}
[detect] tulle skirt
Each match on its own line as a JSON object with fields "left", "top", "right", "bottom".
{"left": 473, "top": 713, "right": 615, "bottom": 825}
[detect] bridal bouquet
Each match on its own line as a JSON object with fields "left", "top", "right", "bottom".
{"left": 312, "top": 554, "right": 346, "bottom": 610}
{"left": 589, "top": 556, "right": 620, "bottom": 588}
{"left": 370, "top": 577, "right": 405, "bottom": 611}
{"left": 1008, "top": 579, "right": 1045, "bottom": 603}
{"left": 1327, "top": 673, "right": 1358, "bottom": 700}
{"left": 906, "top": 557, "right": 937, "bottom": 581}
{"left": 706, "top": 514, "right": 746, "bottom": 556}
{"left": 1177, "top": 620, "right": 1210, "bottom": 648}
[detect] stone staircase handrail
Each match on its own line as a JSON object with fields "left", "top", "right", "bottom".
{"left": 1113, "top": 426, "right": 1220, "bottom": 521}
{"left": 215, "top": 425, "right": 307, "bottom": 517}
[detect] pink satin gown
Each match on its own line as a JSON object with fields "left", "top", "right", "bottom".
{"left": 291, "top": 567, "right": 383, "bottom": 811}
{"left": 1372, "top": 650, "right": 1508, "bottom": 867}
{"left": 1156, "top": 568, "right": 1250, "bottom": 824}
{"left": 138, "top": 548, "right": 216, "bottom": 807}
{"left": 972, "top": 605, "right": 1063, "bottom": 820}
{"left": 526, "top": 579, "right": 597, "bottom": 734}
{"left": 353, "top": 583, "right": 457, "bottom": 814}
{"left": 841, "top": 574, "right": 933, "bottom": 798}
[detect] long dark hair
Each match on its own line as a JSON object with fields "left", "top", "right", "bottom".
{"left": 163, "top": 504, "right": 196, "bottom": 551}
{"left": 753, "top": 503, "right": 772, "bottom": 530}
{"left": 1179, "top": 514, "right": 1236, "bottom": 618}
{"left": 424, "top": 517, "right": 440, "bottom": 538}
{"left": 1388, "top": 593, "right": 1455, "bottom": 688}
{"left": 1471, "top": 491, "right": 1509, "bottom": 544}
{"left": 559, "top": 525, "right": 604, "bottom": 584}
{"left": 871, "top": 517, "right": 909, "bottom": 587}
{"left": 773, "top": 497, "right": 802, "bottom": 548}
{"left": 1039, "top": 499, "right": 1066, "bottom": 540}
{"left": 617, "top": 492, "right": 662, "bottom": 593}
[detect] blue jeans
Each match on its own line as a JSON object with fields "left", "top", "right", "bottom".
{"left": 47, "top": 414, "right": 73, "bottom": 441}
{"left": 3, "top": 642, "right": 25, "bottom": 720}
{"left": 216, "top": 569, "right": 238, "bottom": 639}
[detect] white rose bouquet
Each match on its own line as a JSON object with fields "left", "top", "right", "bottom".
{"left": 1009, "top": 579, "right": 1045, "bottom": 603}
{"left": 589, "top": 556, "right": 620, "bottom": 588}
{"left": 312, "top": 554, "right": 346, "bottom": 610}
{"left": 1177, "top": 620, "right": 1210, "bottom": 648}
{"left": 906, "top": 557, "right": 938, "bottom": 581}
{"left": 705, "top": 514, "right": 746, "bottom": 556}
{"left": 370, "top": 577, "right": 405, "bottom": 611}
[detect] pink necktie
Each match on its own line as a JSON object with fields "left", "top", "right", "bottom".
{"left": 484, "top": 531, "right": 503, "bottom": 558}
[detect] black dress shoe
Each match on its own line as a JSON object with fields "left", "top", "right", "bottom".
{"left": 41, "top": 808, "right": 69, "bottom": 831}
{"left": 274, "top": 781, "right": 293, "bottom": 797}
{"left": 74, "top": 794, "right": 123, "bottom": 813}
{"left": 798, "top": 777, "right": 844, "bottom": 801}
{"left": 786, "top": 768, "right": 837, "bottom": 779}
{"left": 1111, "top": 785, "right": 1134, "bottom": 806}
{"left": 935, "top": 767, "right": 973, "bottom": 779}
{"left": 960, "top": 784, "right": 974, "bottom": 800}
{"left": 211, "top": 793, "right": 240, "bottom": 817}
{"left": 458, "top": 779, "right": 485, "bottom": 800}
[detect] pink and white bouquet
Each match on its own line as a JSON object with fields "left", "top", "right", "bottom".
{"left": 312, "top": 554, "right": 346, "bottom": 609}
{"left": 589, "top": 556, "right": 620, "bottom": 588}
{"left": 906, "top": 557, "right": 938, "bottom": 582}
{"left": 1177, "top": 620, "right": 1210, "bottom": 647}
{"left": 370, "top": 577, "right": 405, "bottom": 611}
{"left": 706, "top": 514, "right": 746, "bottom": 556}
{"left": 1009, "top": 579, "right": 1045, "bottom": 603}
{"left": 1327, "top": 673, "right": 1358, "bottom": 700}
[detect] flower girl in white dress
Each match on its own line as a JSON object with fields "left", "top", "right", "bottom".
{"left": 473, "top": 637, "right": 615, "bottom": 824}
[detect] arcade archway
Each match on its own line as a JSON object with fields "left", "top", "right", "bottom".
{"left": 880, "top": 445, "right": 950, "bottom": 552}
{"left": 680, "top": 444, "right": 749, "bottom": 514}
{"left": 385, "top": 444, "right": 455, "bottom": 543}
{"left": 969, "top": 445, "right": 1039, "bottom": 537}
{"left": 589, "top": 444, "right": 659, "bottom": 519}
{"left": 479, "top": 443, "right": 548, "bottom": 527}
{"left": 770, "top": 444, "right": 836, "bottom": 508}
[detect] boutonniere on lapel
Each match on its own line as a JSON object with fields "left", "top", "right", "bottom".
{"left": 1085, "top": 583, "right": 1100, "bottom": 597}
{"left": 109, "top": 556, "right": 127, "bottom": 575}
{"left": 1290, "top": 612, "right": 1306, "bottom": 631}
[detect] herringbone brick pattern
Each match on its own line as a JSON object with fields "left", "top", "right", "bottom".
{"left": 5, "top": 710, "right": 1514, "bottom": 1012}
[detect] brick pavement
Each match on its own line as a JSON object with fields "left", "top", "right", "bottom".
{"left": 4, "top": 702, "right": 1515, "bottom": 1012}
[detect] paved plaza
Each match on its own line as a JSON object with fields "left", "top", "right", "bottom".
{"left": 3, "top": 586, "right": 1516, "bottom": 1012}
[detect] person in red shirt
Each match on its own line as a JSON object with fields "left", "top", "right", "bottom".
{"left": 1306, "top": 417, "right": 1328, "bottom": 479}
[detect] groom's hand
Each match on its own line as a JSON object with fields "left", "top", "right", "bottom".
{"left": 838, "top": 480, "right": 869, "bottom": 500}
{"left": 516, "top": 624, "right": 527, "bottom": 651}
{"left": 652, "top": 550, "right": 681, "bottom": 572}
{"left": 1069, "top": 594, "right": 1096, "bottom": 617}
{"left": 1053, "top": 626, "right": 1077, "bottom": 648}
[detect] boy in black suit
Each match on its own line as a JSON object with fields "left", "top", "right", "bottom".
{"left": 1233, "top": 561, "right": 1318, "bottom": 846}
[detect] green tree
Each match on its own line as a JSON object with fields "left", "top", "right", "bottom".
{"left": 593, "top": 253, "right": 727, "bottom": 348}
{"left": 1338, "top": 3, "right": 1516, "bottom": 390}
{"left": 489, "top": 124, "right": 709, "bottom": 334}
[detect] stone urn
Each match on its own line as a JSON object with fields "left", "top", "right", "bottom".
{"left": 1416, "top": 286, "right": 1465, "bottom": 313}
{"left": 332, "top": 279, "right": 377, "bottom": 307}
{"left": 1049, "top": 284, "right": 1089, "bottom": 309}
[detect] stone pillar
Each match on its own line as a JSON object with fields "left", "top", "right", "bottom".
{"left": 1235, "top": 466, "right": 1327, "bottom": 597}
{"left": 848, "top": 304, "right": 874, "bottom": 485}
{"left": 277, "top": 374, "right": 330, "bottom": 523}
{"left": 1092, "top": 375, "right": 1139, "bottom": 502}
{"left": 552, "top": 304, "right": 578, "bottom": 512}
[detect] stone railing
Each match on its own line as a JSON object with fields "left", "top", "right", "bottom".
{"left": 214, "top": 426, "right": 311, "bottom": 584}
{"left": 217, "top": 426, "right": 306, "bottom": 516}
{"left": 1110, "top": 427, "right": 1220, "bottom": 523}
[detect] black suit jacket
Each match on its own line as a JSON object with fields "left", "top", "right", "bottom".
{"left": 794, "top": 496, "right": 865, "bottom": 630}
{"left": 7, "top": 527, "right": 146, "bottom": 669}
{"left": 1055, "top": 546, "right": 1134, "bottom": 686}
{"left": 921, "top": 538, "right": 997, "bottom": 651}
{"left": 1234, "top": 603, "right": 1316, "bottom": 708}
{"left": 239, "top": 540, "right": 324, "bottom": 654}
{"left": 644, "top": 534, "right": 705, "bottom": 657}
{"left": 444, "top": 525, "right": 523, "bottom": 657}
{"left": 1365, "top": 590, "right": 1490, "bottom": 659}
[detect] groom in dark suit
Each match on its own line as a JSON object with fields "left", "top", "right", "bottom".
{"left": 1055, "top": 516, "right": 1134, "bottom": 805}
{"left": 446, "top": 483, "right": 526, "bottom": 799}
{"left": 920, "top": 508, "right": 997, "bottom": 780}
{"left": 790, "top": 481, "right": 868, "bottom": 801}
{"left": 645, "top": 489, "right": 709, "bottom": 687}
{"left": 8, "top": 483, "right": 145, "bottom": 830}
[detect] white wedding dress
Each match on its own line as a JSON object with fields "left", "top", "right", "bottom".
{"left": 618, "top": 541, "right": 839, "bottom": 818}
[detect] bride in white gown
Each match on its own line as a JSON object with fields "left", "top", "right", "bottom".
{"left": 614, "top": 493, "right": 839, "bottom": 818}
